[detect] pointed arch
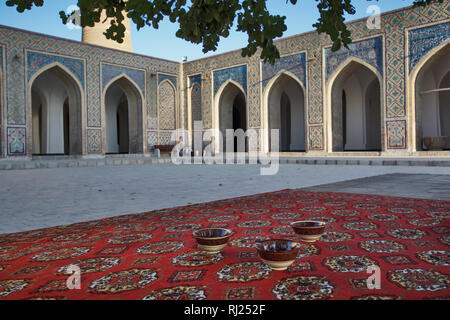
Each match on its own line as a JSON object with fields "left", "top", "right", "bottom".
{"left": 263, "top": 70, "right": 307, "bottom": 153}
{"left": 325, "top": 57, "right": 384, "bottom": 152}
{"left": 103, "top": 74, "right": 145, "bottom": 154}
{"left": 213, "top": 79, "right": 247, "bottom": 153}
{"left": 103, "top": 73, "right": 145, "bottom": 104}
{"left": 215, "top": 79, "right": 247, "bottom": 103}
{"left": 409, "top": 41, "right": 450, "bottom": 151}
{"left": 27, "top": 62, "right": 85, "bottom": 155}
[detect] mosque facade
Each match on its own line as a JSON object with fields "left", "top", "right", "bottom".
{"left": 0, "top": 2, "right": 449, "bottom": 159}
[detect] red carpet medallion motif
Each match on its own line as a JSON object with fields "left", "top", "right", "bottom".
{"left": 0, "top": 190, "right": 449, "bottom": 300}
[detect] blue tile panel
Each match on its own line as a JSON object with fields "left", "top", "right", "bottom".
{"left": 27, "top": 51, "right": 85, "bottom": 87}
{"left": 158, "top": 73, "right": 177, "bottom": 88}
{"left": 102, "top": 63, "right": 146, "bottom": 94}
{"left": 189, "top": 74, "right": 202, "bottom": 86}
{"left": 325, "top": 36, "right": 383, "bottom": 80}
{"left": 408, "top": 21, "right": 450, "bottom": 73}
{"left": 213, "top": 65, "right": 247, "bottom": 95}
{"left": 262, "top": 52, "right": 306, "bottom": 91}
{"left": 7, "top": 127, "right": 26, "bottom": 155}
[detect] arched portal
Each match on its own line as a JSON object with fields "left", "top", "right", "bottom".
{"left": 414, "top": 44, "right": 450, "bottom": 151}
{"left": 329, "top": 60, "right": 382, "bottom": 152}
{"left": 104, "top": 77, "right": 143, "bottom": 154}
{"left": 30, "top": 66, "right": 82, "bottom": 155}
{"left": 217, "top": 81, "right": 247, "bottom": 153}
{"left": 266, "top": 73, "right": 306, "bottom": 152}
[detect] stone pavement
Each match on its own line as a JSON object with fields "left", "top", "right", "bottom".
{"left": 0, "top": 163, "right": 449, "bottom": 234}
{"left": 304, "top": 173, "right": 450, "bottom": 201}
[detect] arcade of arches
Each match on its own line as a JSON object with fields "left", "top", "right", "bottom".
{"left": 26, "top": 48, "right": 450, "bottom": 157}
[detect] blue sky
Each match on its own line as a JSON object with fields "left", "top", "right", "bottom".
{"left": 0, "top": 0, "right": 416, "bottom": 61}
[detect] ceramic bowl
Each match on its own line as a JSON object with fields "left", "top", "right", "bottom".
{"left": 193, "top": 228, "right": 233, "bottom": 254}
{"left": 291, "top": 221, "right": 326, "bottom": 242}
{"left": 256, "top": 239, "right": 301, "bottom": 271}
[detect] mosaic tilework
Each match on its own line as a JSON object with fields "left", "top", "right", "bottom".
{"left": 147, "top": 116, "right": 158, "bottom": 131}
{"left": 191, "top": 83, "right": 202, "bottom": 124}
{"left": 408, "top": 21, "right": 450, "bottom": 73}
{"left": 158, "top": 73, "right": 177, "bottom": 88}
{"left": 325, "top": 36, "right": 383, "bottom": 81}
{"left": 261, "top": 52, "right": 306, "bottom": 91}
{"left": 189, "top": 75, "right": 202, "bottom": 132}
{"left": 6, "top": 43, "right": 26, "bottom": 126}
{"left": 27, "top": 51, "right": 85, "bottom": 87}
{"left": 101, "top": 63, "right": 146, "bottom": 94}
{"left": 147, "top": 131, "right": 158, "bottom": 149}
{"left": 386, "top": 120, "right": 407, "bottom": 149}
{"left": 309, "top": 126, "right": 323, "bottom": 151}
{"left": 383, "top": 4, "right": 449, "bottom": 119}
{"left": 213, "top": 65, "right": 247, "bottom": 95}
{"left": 87, "top": 129, "right": 102, "bottom": 154}
{"left": 159, "top": 131, "right": 173, "bottom": 145}
{"left": 7, "top": 127, "right": 26, "bottom": 155}
{"left": 189, "top": 74, "right": 202, "bottom": 86}
{"left": 158, "top": 81, "right": 176, "bottom": 130}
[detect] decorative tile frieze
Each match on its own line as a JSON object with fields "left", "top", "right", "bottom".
{"left": 101, "top": 63, "right": 146, "bottom": 94}
{"left": 189, "top": 74, "right": 202, "bottom": 87}
{"left": 408, "top": 21, "right": 450, "bottom": 73}
{"left": 27, "top": 51, "right": 85, "bottom": 87}
{"left": 158, "top": 73, "right": 177, "bottom": 88}
{"left": 261, "top": 52, "right": 306, "bottom": 91}
{"left": 325, "top": 36, "right": 383, "bottom": 81}
{"left": 213, "top": 65, "right": 247, "bottom": 95}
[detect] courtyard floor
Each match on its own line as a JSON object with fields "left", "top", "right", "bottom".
{"left": 0, "top": 163, "right": 449, "bottom": 234}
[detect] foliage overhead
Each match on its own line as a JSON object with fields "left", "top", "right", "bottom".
{"left": 5, "top": 0, "right": 443, "bottom": 63}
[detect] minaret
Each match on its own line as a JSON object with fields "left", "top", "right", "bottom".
{"left": 82, "top": 10, "right": 133, "bottom": 52}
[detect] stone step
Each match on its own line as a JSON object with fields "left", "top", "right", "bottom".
{"left": 0, "top": 157, "right": 172, "bottom": 170}
{"left": 0, "top": 155, "right": 449, "bottom": 170}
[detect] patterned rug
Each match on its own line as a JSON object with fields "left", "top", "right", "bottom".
{"left": 0, "top": 190, "right": 449, "bottom": 300}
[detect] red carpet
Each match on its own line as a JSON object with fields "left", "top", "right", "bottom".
{"left": 0, "top": 190, "right": 449, "bottom": 300}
